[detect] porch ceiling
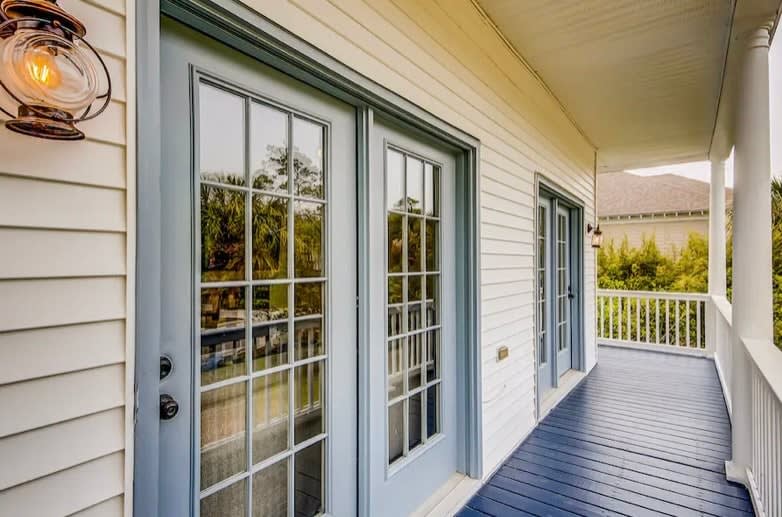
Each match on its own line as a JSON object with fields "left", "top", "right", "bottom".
{"left": 476, "top": 0, "right": 736, "bottom": 172}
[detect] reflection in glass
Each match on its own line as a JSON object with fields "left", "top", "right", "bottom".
{"left": 294, "top": 201, "right": 324, "bottom": 277}
{"left": 201, "top": 185, "right": 246, "bottom": 282}
{"left": 201, "top": 383, "right": 246, "bottom": 489}
{"left": 408, "top": 333, "right": 422, "bottom": 390}
{"left": 201, "top": 478, "right": 246, "bottom": 517}
{"left": 424, "top": 163, "right": 439, "bottom": 217}
{"left": 201, "top": 329, "right": 246, "bottom": 386}
{"left": 252, "top": 371, "right": 289, "bottom": 464}
{"left": 295, "top": 441, "right": 323, "bottom": 517}
{"left": 294, "top": 361, "right": 323, "bottom": 444}
{"left": 408, "top": 217, "right": 422, "bottom": 272}
{"left": 295, "top": 319, "right": 323, "bottom": 360}
{"left": 388, "top": 401, "right": 404, "bottom": 464}
{"left": 252, "top": 323, "right": 288, "bottom": 371}
{"left": 387, "top": 149, "right": 405, "bottom": 211}
{"left": 293, "top": 117, "right": 324, "bottom": 198}
{"left": 251, "top": 102, "right": 288, "bottom": 192}
{"left": 406, "top": 156, "right": 423, "bottom": 214}
{"left": 388, "top": 212, "right": 404, "bottom": 273}
{"left": 408, "top": 275, "right": 423, "bottom": 302}
{"left": 426, "top": 275, "right": 439, "bottom": 327}
{"left": 295, "top": 282, "right": 323, "bottom": 317}
{"left": 408, "top": 392, "right": 422, "bottom": 450}
{"left": 252, "top": 459, "right": 288, "bottom": 517}
{"left": 201, "top": 287, "right": 246, "bottom": 330}
{"left": 252, "top": 194, "right": 288, "bottom": 280}
{"left": 388, "top": 276, "right": 402, "bottom": 304}
{"left": 425, "top": 220, "right": 438, "bottom": 272}
{"left": 388, "top": 305, "right": 404, "bottom": 337}
{"left": 387, "top": 338, "right": 404, "bottom": 400}
{"left": 426, "top": 329, "right": 440, "bottom": 382}
{"left": 408, "top": 302, "right": 422, "bottom": 332}
{"left": 426, "top": 385, "right": 439, "bottom": 439}
{"left": 199, "top": 83, "right": 244, "bottom": 186}
{"left": 252, "top": 284, "right": 288, "bottom": 323}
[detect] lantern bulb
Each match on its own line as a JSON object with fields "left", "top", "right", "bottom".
{"left": 23, "top": 48, "right": 61, "bottom": 89}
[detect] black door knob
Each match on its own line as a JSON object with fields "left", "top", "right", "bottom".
{"left": 160, "top": 394, "right": 179, "bottom": 420}
{"left": 160, "top": 355, "right": 173, "bottom": 380}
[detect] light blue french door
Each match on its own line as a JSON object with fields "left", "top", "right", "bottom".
{"left": 159, "top": 18, "right": 357, "bottom": 517}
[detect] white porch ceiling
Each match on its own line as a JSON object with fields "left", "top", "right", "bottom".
{"left": 476, "top": 0, "right": 736, "bottom": 172}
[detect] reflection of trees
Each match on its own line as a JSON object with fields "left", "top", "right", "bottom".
{"left": 201, "top": 180, "right": 245, "bottom": 282}
{"left": 253, "top": 144, "right": 288, "bottom": 191}
{"left": 294, "top": 203, "right": 323, "bottom": 276}
{"left": 253, "top": 195, "right": 287, "bottom": 279}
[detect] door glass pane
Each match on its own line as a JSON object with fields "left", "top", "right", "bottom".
{"left": 201, "top": 382, "right": 246, "bottom": 489}
{"left": 251, "top": 102, "right": 288, "bottom": 192}
{"left": 387, "top": 149, "right": 405, "bottom": 210}
{"left": 385, "top": 147, "right": 442, "bottom": 467}
{"left": 295, "top": 441, "right": 324, "bottom": 516}
{"left": 294, "top": 201, "right": 324, "bottom": 277}
{"left": 201, "top": 479, "right": 246, "bottom": 517}
{"left": 388, "top": 401, "right": 404, "bottom": 463}
{"left": 557, "top": 213, "right": 568, "bottom": 353}
{"left": 201, "top": 185, "right": 246, "bottom": 282}
{"left": 294, "top": 361, "right": 323, "bottom": 444}
{"left": 199, "top": 83, "right": 244, "bottom": 186}
{"left": 293, "top": 117, "right": 324, "bottom": 199}
{"left": 406, "top": 156, "right": 423, "bottom": 214}
{"left": 197, "top": 82, "right": 331, "bottom": 514}
{"left": 252, "top": 194, "right": 288, "bottom": 280}
{"left": 201, "top": 329, "right": 246, "bottom": 386}
{"left": 252, "top": 460, "right": 288, "bottom": 517}
{"left": 252, "top": 371, "right": 289, "bottom": 464}
{"left": 252, "top": 284, "right": 288, "bottom": 323}
{"left": 252, "top": 323, "right": 287, "bottom": 371}
{"left": 426, "top": 385, "right": 439, "bottom": 439}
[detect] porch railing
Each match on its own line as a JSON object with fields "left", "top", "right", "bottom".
{"left": 596, "top": 289, "right": 710, "bottom": 353}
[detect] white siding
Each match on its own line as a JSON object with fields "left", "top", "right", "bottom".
{"left": 0, "top": 0, "right": 132, "bottom": 515}
{"left": 242, "top": 0, "right": 597, "bottom": 476}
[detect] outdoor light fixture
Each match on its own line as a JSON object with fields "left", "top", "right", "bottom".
{"left": 587, "top": 223, "right": 603, "bottom": 249}
{"left": 0, "top": 0, "right": 111, "bottom": 140}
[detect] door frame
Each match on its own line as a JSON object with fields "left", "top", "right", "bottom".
{"left": 134, "top": 1, "right": 482, "bottom": 515}
{"left": 533, "top": 174, "right": 586, "bottom": 419}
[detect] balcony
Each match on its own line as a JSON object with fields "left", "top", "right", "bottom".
{"left": 459, "top": 291, "right": 782, "bottom": 516}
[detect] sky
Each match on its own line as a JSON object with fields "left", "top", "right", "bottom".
{"left": 627, "top": 37, "right": 782, "bottom": 187}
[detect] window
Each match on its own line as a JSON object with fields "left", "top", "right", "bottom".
{"left": 385, "top": 147, "right": 441, "bottom": 466}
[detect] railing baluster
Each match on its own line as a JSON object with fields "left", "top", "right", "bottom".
{"left": 626, "top": 296, "right": 630, "bottom": 342}
{"left": 666, "top": 299, "right": 670, "bottom": 345}
{"left": 685, "top": 300, "right": 690, "bottom": 348}
{"left": 617, "top": 296, "right": 622, "bottom": 341}
{"left": 675, "top": 300, "right": 680, "bottom": 347}
{"left": 599, "top": 296, "right": 604, "bottom": 338}
{"left": 636, "top": 297, "right": 640, "bottom": 342}
{"left": 645, "top": 298, "right": 650, "bottom": 344}
{"left": 608, "top": 296, "right": 613, "bottom": 340}
{"left": 655, "top": 298, "right": 660, "bottom": 343}
{"left": 696, "top": 300, "right": 701, "bottom": 349}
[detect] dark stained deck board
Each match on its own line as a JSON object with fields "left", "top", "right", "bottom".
{"left": 458, "top": 346, "right": 754, "bottom": 517}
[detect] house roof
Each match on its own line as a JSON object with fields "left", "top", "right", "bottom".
{"left": 598, "top": 172, "right": 733, "bottom": 218}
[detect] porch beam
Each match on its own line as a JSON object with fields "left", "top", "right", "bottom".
{"left": 726, "top": 18, "right": 775, "bottom": 485}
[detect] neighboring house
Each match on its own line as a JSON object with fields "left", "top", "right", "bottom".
{"left": 598, "top": 172, "right": 733, "bottom": 254}
{"left": 0, "top": 2, "right": 779, "bottom": 517}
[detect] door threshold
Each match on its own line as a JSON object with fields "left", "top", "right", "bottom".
{"left": 410, "top": 473, "right": 481, "bottom": 517}
{"left": 539, "top": 369, "right": 586, "bottom": 420}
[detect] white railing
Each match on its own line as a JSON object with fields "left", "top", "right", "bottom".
{"left": 743, "top": 337, "right": 782, "bottom": 517}
{"left": 597, "top": 289, "right": 710, "bottom": 354}
{"left": 711, "top": 295, "right": 733, "bottom": 416}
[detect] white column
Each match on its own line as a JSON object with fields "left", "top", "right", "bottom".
{"left": 708, "top": 159, "right": 727, "bottom": 297}
{"left": 726, "top": 21, "right": 775, "bottom": 484}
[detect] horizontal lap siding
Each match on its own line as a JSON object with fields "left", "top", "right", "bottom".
{"left": 0, "top": 0, "right": 130, "bottom": 515}
{"left": 246, "top": 0, "right": 596, "bottom": 476}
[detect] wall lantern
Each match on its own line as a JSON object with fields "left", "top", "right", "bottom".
{"left": 587, "top": 223, "right": 603, "bottom": 249}
{"left": 0, "top": 0, "right": 111, "bottom": 140}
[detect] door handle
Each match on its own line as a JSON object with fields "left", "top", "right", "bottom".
{"left": 160, "top": 394, "right": 179, "bottom": 420}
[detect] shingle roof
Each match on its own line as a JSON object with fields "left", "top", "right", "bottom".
{"left": 597, "top": 172, "right": 732, "bottom": 218}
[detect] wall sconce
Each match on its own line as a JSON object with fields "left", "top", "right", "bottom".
{"left": 587, "top": 223, "right": 603, "bottom": 249}
{"left": 0, "top": 0, "right": 112, "bottom": 140}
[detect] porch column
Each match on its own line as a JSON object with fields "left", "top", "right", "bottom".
{"left": 708, "top": 159, "right": 726, "bottom": 297}
{"left": 726, "top": 20, "right": 775, "bottom": 484}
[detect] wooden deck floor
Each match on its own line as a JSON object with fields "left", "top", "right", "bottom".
{"left": 458, "top": 346, "right": 754, "bottom": 517}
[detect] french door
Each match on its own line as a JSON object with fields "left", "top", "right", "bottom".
{"left": 537, "top": 191, "right": 577, "bottom": 399}
{"left": 159, "top": 19, "right": 356, "bottom": 516}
